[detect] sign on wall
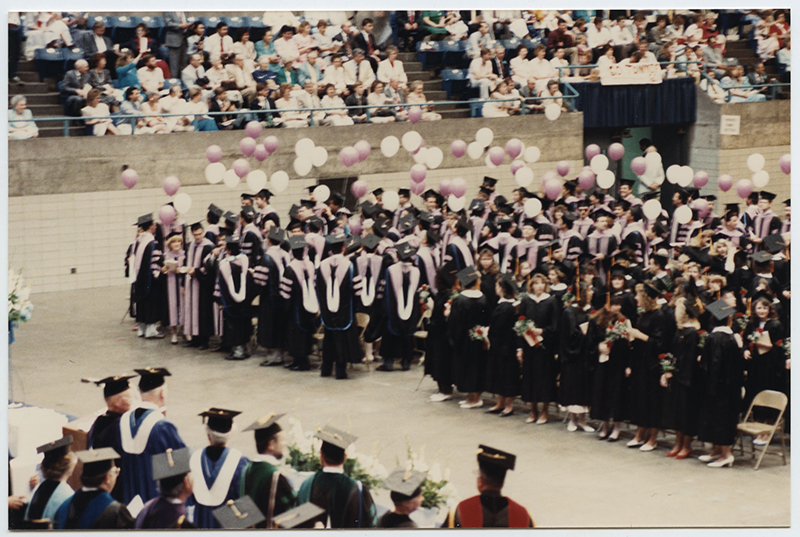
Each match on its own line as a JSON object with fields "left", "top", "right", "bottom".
{"left": 720, "top": 115, "right": 741, "bottom": 135}
{"left": 599, "top": 63, "right": 663, "bottom": 86}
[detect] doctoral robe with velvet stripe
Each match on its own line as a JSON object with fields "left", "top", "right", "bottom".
{"left": 187, "top": 446, "right": 250, "bottom": 529}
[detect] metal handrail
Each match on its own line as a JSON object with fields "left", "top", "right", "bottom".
{"left": 555, "top": 60, "right": 704, "bottom": 83}
{"left": 699, "top": 71, "right": 790, "bottom": 101}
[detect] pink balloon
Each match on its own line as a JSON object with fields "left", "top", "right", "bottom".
{"left": 451, "top": 177, "right": 467, "bottom": 198}
{"left": 717, "top": 174, "right": 733, "bottom": 192}
{"left": 556, "top": 160, "right": 570, "bottom": 177}
{"left": 510, "top": 160, "right": 525, "bottom": 176}
{"left": 488, "top": 146, "right": 505, "bottom": 166}
{"left": 631, "top": 156, "right": 647, "bottom": 176}
{"left": 585, "top": 144, "right": 601, "bottom": 161}
{"left": 349, "top": 216, "right": 362, "bottom": 236}
{"left": 505, "top": 138, "right": 523, "bottom": 159}
{"left": 545, "top": 179, "right": 562, "bottom": 200}
{"left": 263, "top": 136, "right": 279, "bottom": 153}
{"left": 410, "top": 180, "right": 426, "bottom": 196}
{"left": 351, "top": 179, "right": 369, "bottom": 198}
{"left": 410, "top": 164, "right": 427, "bottom": 184}
{"left": 254, "top": 144, "right": 269, "bottom": 162}
{"left": 451, "top": 140, "right": 467, "bottom": 158}
{"left": 162, "top": 175, "right": 180, "bottom": 197}
{"left": 411, "top": 138, "right": 425, "bottom": 154}
{"left": 693, "top": 171, "right": 709, "bottom": 188}
{"left": 339, "top": 147, "right": 359, "bottom": 168}
{"left": 121, "top": 168, "right": 138, "bottom": 189}
{"left": 408, "top": 107, "right": 422, "bottom": 124}
{"left": 245, "top": 120, "right": 263, "bottom": 139}
{"left": 736, "top": 179, "right": 754, "bottom": 199}
{"left": 158, "top": 205, "right": 176, "bottom": 227}
{"left": 355, "top": 140, "right": 371, "bottom": 162}
{"left": 577, "top": 168, "right": 595, "bottom": 190}
{"left": 541, "top": 170, "right": 558, "bottom": 186}
{"left": 439, "top": 178, "right": 453, "bottom": 197}
{"left": 240, "top": 137, "right": 257, "bottom": 157}
{"left": 206, "top": 145, "right": 223, "bottom": 163}
{"left": 233, "top": 158, "right": 250, "bottom": 178}
{"left": 691, "top": 198, "right": 710, "bottom": 219}
{"left": 608, "top": 142, "right": 625, "bottom": 161}
{"left": 780, "top": 154, "right": 791, "bottom": 174}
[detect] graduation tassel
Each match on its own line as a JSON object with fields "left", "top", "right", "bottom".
{"left": 575, "top": 264, "right": 581, "bottom": 302}
{"left": 746, "top": 297, "right": 752, "bottom": 318}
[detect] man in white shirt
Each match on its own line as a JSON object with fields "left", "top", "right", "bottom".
{"left": 204, "top": 22, "right": 234, "bottom": 63}
{"left": 610, "top": 17, "right": 635, "bottom": 61}
{"left": 344, "top": 49, "right": 375, "bottom": 90}
{"left": 586, "top": 16, "right": 613, "bottom": 60}
{"left": 322, "top": 54, "right": 349, "bottom": 96}
{"left": 181, "top": 53, "right": 208, "bottom": 90}
{"left": 137, "top": 55, "right": 165, "bottom": 94}
{"left": 468, "top": 47, "right": 498, "bottom": 99}
{"left": 297, "top": 49, "right": 323, "bottom": 87}
{"left": 226, "top": 54, "right": 257, "bottom": 102}
{"left": 296, "top": 81, "right": 325, "bottom": 124}
{"left": 376, "top": 45, "right": 407, "bottom": 87}
{"left": 466, "top": 22, "right": 494, "bottom": 59}
{"left": 635, "top": 41, "right": 658, "bottom": 64}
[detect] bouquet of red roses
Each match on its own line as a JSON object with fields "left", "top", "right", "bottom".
{"left": 469, "top": 326, "right": 490, "bottom": 351}
{"left": 513, "top": 316, "right": 541, "bottom": 347}
{"left": 658, "top": 352, "right": 676, "bottom": 374}
{"left": 603, "top": 319, "right": 630, "bottom": 349}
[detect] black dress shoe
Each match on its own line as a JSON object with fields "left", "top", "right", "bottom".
{"left": 485, "top": 407, "right": 504, "bottom": 414}
{"left": 607, "top": 435, "right": 620, "bottom": 443}
{"left": 597, "top": 432, "right": 610, "bottom": 441}
{"left": 499, "top": 410, "right": 514, "bottom": 417}
{"left": 401, "top": 365, "right": 411, "bottom": 371}
{"left": 183, "top": 341, "right": 198, "bottom": 348}
{"left": 336, "top": 375, "right": 348, "bottom": 380}
{"left": 375, "top": 365, "right": 393, "bottom": 372}
{"left": 290, "top": 365, "right": 310, "bottom": 371}
{"left": 197, "top": 344, "right": 209, "bottom": 350}
{"left": 225, "top": 354, "right": 248, "bottom": 361}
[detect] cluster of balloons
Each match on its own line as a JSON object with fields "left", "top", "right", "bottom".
{"left": 665, "top": 164, "right": 695, "bottom": 187}
{"left": 338, "top": 140, "right": 369, "bottom": 168}
{"left": 746, "top": 152, "right": 770, "bottom": 189}
{"left": 295, "top": 137, "right": 329, "bottom": 175}
{"left": 160, "top": 192, "right": 192, "bottom": 226}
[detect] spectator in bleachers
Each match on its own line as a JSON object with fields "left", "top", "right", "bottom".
{"left": 163, "top": 12, "right": 190, "bottom": 79}
{"left": 275, "top": 59, "right": 301, "bottom": 88}
{"left": 596, "top": 44, "right": 616, "bottom": 69}
{"left": 677, "top": 46, "right": 702, "bottom": 83}
{"left": 182, "top": 54, "right": 209, "bottom": 91}
{"left": 205, "top": 22, "right": 234, "bottom": 64}
{"left": 81, "top": 21, "right": 118, "bottom": 69}
{"left": 297, "top": 81, "right": 326, "bottom": 124}
{"left": 486, "top": 10, "right": 518, "bottom": 40}
{"left": 138, "top": 54, "right": 165, "bottom": 94}
{"left": 62, "top": 59, "right": 92, "bottom": 116}
{"left": 275, "top": 82, "right": 309, "bottom": 127}
{"left": 702, "top": 35, "right": 726, "bottom": 77}
{"left": 547, "top": 18, "right": 577, "bottom": 62}
{"left": 253, "top": 56, "right": 279, "bottom": 88}
{"left": 422, "top": 11, "right": 449, "bottom": 40}
{"left": 8, "top": 95, "right": 39, "bottom": 140}
{"left": 468, "top": 47, "right": 499, "bottom": 99}
{"left": 491, "top": 45, "right": 510, "bottom": 80}
{"left": 320, "top": 83, "right": 354, "bottom": 126}
{"left": 720, "top": 64, "right": 767, "bottom": 102}
{"left": 510, "top": 45, "right": 532, "bottom": 87}
{"left": 332, "top": 20, "right": 356, "bottom": 60}
{"left": 550, "top": 47, "right": 569, "bottom": 74}
{"left": 298, "top": 49, "right": 324, "bottom": 87}
{"left": 262, "top": 11, "right": 301, "bottom": 31}
{"left": 776, "top": 38, "right": 790, "bottom": 80}
{"left": 635, "top": 41, "right": 658, "bottom": 63}
{"left": 314, "top": 20, "right": 342, "bottom": 61}
{"left": 345, "top": 80, "right": 369, "bottom": 123}
{"left": 187, "top": 22, "right": 209, "bottom": 67}
{"left": 344, "top": 49, "right": 376, "bottom": 91}
{"left": 25, "top": 12, "right": 73, "bottom": 56}
{"left": 701, "top": 12, "right": 719, "bottom": 42}
{"left": 684, "top": 13, "right": 704, "bottom": 43}
{"left": 383, "top": 78, "right": 409, "bottom": 120}
{"left": 529, "top": 44, "right": 558, "bottom": 91}
{"left": 747, "top": 62, "right": 777, "bottom": 99}
{"left": 62, "top": 12, "right": 88, "bottom": 42}
{"left": 206, "top": 58, "right": 233, "bottom": 91}
{"left": 163, "top": 88, "right": 196, "bottom": 132}
{"left": 126, "top": 23, "right": 155, "bottom": 59}
{"left": 540, "top": 79, "right": 568, "bottom": 112}
{"left": 572, "top": 17, "right": 589, "bottom": 41}
{"left": 81, "top": 88, "right": 119, "bottom": 136}
{"left": 667, "top": 14, "right": 687, "bottom": 41}
{"left": 366, "top": 80, "right": 397, "bottom": 123}
{"left": 377, "top": 45, "right": 407, "bottom": 87}
{"left": 88, "top": 52, "right": 118, "bottom": 107}
{"left": 519, "top": 78, "right": 543, "bottom": 113}
{"left": 254, "top": 30, "right": 281, "bottom": 74}
{"left": 573, "top": 49, "right": 600, "bottom": 80}
{"left": 209, "top": 87, "right": 240, "bottom": 130}
{"left": 322, "top": 54, "right": 349, "bottom": 96}
{"left": 482, "top": 77, "right": 520, "bottom": 117}
{"left": 656, "top": 42, "right": 678, "bottom": 78}
{"left": 275, "top": 25, "right": 301, "bottom": 68}
{"left": 587, "top": 16, "right": 613, "bottom": 61}
{"left": 754, "top": 20, "right": 780, "bottom": 61}
{"left": 234, "top": 30, "right": 257, "bottom": 66}
{"left": 140, "top": 92, "right": 173, "bottom": 133}
{"left": 396, "top": 11, "right": 426, "bottom": 52}
{"left": 294, "top": 21, "right": 316, "bottom": 65}
{"left": 247, "top": 83, "right": 279, "bottom": 127}
{"left": 647, "top": 15, "right": 671, "bottom": 53}
{"left": 406, "top": 80, "right": 442, "bottom": 121}
{"left": 769, "top": 11, "right": 790, "bottom": 48}
{"left": 118, "top": 86, "right": 152, "bottom": 134}
{"left": 443, "top": 11, "right": 470, "bottom": 40}
{"left": 227, "top": 54, "right": 258, "bottom": 102}
{"left": 353, "top": 18, "right": 382, "bottom": 73}
{"left": 160, "top": 85, "right": 185, "bottom": 113}
{"left": 466, "top": 22, "right": 495, "bottom": 59}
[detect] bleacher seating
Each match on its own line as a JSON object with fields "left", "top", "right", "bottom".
{"left": 441, "top": 68, "right": 469, "bottom": 99}
{"left": 34, "top": 48, "right": 66, "bottom": 82}
{"left": 111, "top": 15, "right": 138, "bottom": 44}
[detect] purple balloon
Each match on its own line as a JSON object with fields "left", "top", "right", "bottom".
{"left": 736, "top": 179, "right": 754, "bottom": 199}
{"left": 608, "top": 142, "right": 625, "bottom": 161}
{"left": 780, "top": 153, "right": 791, "bottom": 174}
{"left": 206, "top": 145, "right": 223, "bottom": 163}
{"left": 545, "top": 179, "right": 562, "bottom": 200}
{"left": 351, "top": 179, "right": 369, "bottom": 198}
{"left": 410, "top": 180, "right": 426, "bottom": 196}
{"left": 162, "top": 176, "right": 181, "bottom": 197}
{"left": 510, "top": 160, "right": 525, "bottom": 176}
{"left": 159, "top": 205, "right": 177, "bottom": 227}
{"left": 631, "top": 156, "right": 647, "bottom": 176}
{"left": 556, "top": 160, "right": 570, "bottom": 177}
{"left": 717, "top": 174, "right": 733, "bottom": 192}
{"left": 451, "top": 140, "right": 467, "bottom": 158}
{"left": 121, "top": 168, "right": 138, "bottom": 189}
{"left": 439, "top": 178, "right": 453, "bottom": 197}
{"left": 505, "top": 138, "right": 523, "bottom": 159}
{"left": 410, "top": 164, "right": 427, "bottom": 184}
{"left": 585, "top": 144, "right": 601, "bottom": 161}
{"left": 349, "top": 216, "right": 362, "bottom": 236}
{"left": 245, "top": 120, "right": 263, "bottom": 139}
{"left": 451, "top": 177, "right": 467, "bottom": 198}
{"left": 488, "top": 146, "right": 505, "bottom": 167}
{"left": 339, "top": 147, "right": 359, "bottom": 168}
{"left": 691, "top": 198, "right": 710, "bottom": 219}
{"left": 408, "top": 107, "right": 422, "bottom": 124}
{"left": 254, "top": 144, "right": 269, "bottom": 162}
{"left": 355, "top": 140, "right": 371, "bottom": 162}
{"left": 233, "top": 158, "right": 250, "bottom": 178}
{"left": 693, "top": 170, "right": 709, "bottom": 188}
{"left": 263, "top": 136, "right": 279, "bottom": 154}
{"left": 240, "top": 137, "right": 257, "bottom": 157}
{"left": 577, "top": 168, "right": 595, "bottom": 190}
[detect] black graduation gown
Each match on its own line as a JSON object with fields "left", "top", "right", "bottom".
{"left": 665, "top": 326, "right": 703, "bottom": 436}
{"left": 428, "top": 291, "right": 454, "bottom": 388}
{"left": 742, "top": 320, "right": 787, "bottom": 417}
{"left": 381, "top": 264, "right": 422, "bottom": 365}
{"left": 485, "top": 300, "right": 520, "bottom": 397}
{"left": 612, "top": 289, "right": 637, "bottom": 323}
{"left": 448, "top": 491, "right": 535, "bottom": 528}
{"left": 379, "top": 512, "right": 417, "bottom": 528}
{"left": 358, "top": 252, "right": 391, "bottom": 343}
{"left": 280, "top": 260, "right": 320, "bottom": 364}
{"left": 135, "top": 497, "right": 192, "bottom": 529}
{"left": 629, "top": 309, "right": 667, "bottom": 428}
{"left": 448, "top": 293, "right": 490, "bottom": 393}
{"left": 54, "top": 490, "right": 134, "bottom": 530}
{"left": 134, "top": 238, "right": 162, "bottom": 324}
{"left": 87, "top": 411, "right": 125, "bottom": 501}
{"left": 518, "top": 294, "right": 559, "bottom": 403}
{"left": 559, "top": 306, "right": 593, "bottom": 408}
{"left": 240, "top": 226, "right": 265, "bottom": 267}
{"left": 316, "top": 256, "right": 362, "bottom": 375}
{"left": 698, "top": 330, "right": 745, "bottom": 446}
{"left": 479, "top": 270, "right": 499, "bottom": 314}
{"left": 184, "top": 239, "right": 216, "bottom": 341}
{"left": 255, "top": 249, "right": 287, "bottom": 349}
{"left": 216, "top": 256, "right": 251, "bottom": 347}
{"left": 589, "top": 316, "right": 631, "bottom": 421}
{"left": 298, "top": 472, "right": 377, "bottom": 529}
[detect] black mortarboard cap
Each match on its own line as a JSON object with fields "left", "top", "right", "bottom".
{"left": 288, "top": 235, "right": 308, "bottom": 252}
{"left": 783, "top": 199, "right": 790, "bottom": 207}
{"left": 361, "top": 201, "right": 380, "bottom": 219}
{"left": 190, "top": 221, "right": 204, "bottom": 232}
{"left": 345, "top": 235, "right": 362, "bottom": 255}
{"left": 707, "top": 298, "right": 736, "bottom": 321}
{"left": 241, "top": 193, "right": 253, "bottom": 201}
{"left": 760, "top": 191, "right": 777, "bottom": 202}
{"left": 37, "top": 435, "right": 73, "bottom": 464}
{"left": 383, "top": 468, "right": 427, "bottom": 498}
{"left": 372, "top": 187, "right": 384, "bottom": 197}
{"left": 256, "top": 188, "right": 273, "bottom": 199}
{"left": 752, "top": 250, "right": 773, "bottom": 264}
{"left": 396, "top": 241, "right": 417, "bottom": 262}
{"left": 479, "top": 186, "right": 493, "bottom": 197}
{"left": 268, "top": 227, "right": 286, "bottom": 244}
{"left": 218, "top": 227, "right": 233, "bottom": 238}
{"left": 226, "top": 236, "right": 239, "bottom": 247}
{"left": 724, "top": 203, "right": 740, "bottom": 214}
{"left": 137, "top": 214, "right": 154, "bottom": 228}
{"left": 496, "top": 216, "right": 513, "bottom": 230}
{"left": 199, "top": 408, "right": 242, "bottom": 434}
{"left": 643, "top": 282, "right": 661, "bottom": 299}
{"left": 288, "top": 204, "right": 301, "bottom": 221}
{"left": 593, "top": 208, "right": 614, "bottom": 221}
{"left": 300, "top": 199, "right": 316, "bottom": 209}
{"left": 273, "top": 503, "right": 326, "bottom": 529}
{"left": 78, "top": 448, "right": 120, "bottom": 477}
{"left": 326, "top": 233, "right": 347, "bottom": 246}
{"left": 642, "top": 190, "right": 660, "bottom": 202}
{"left": 314, "top": 425, "right": 356, "bottom": 451}
{"left": 398, "top": 188, "right": 411, "bottom": 197}
{"left": 361, "top": 234, "right": 381, "bottom": 251}
{"left": 482, "top": 176, "right": 498, "bottom": 187}
{"left": 684, "top": 296, "right": 704, "bottom": 319}
{"left": 95, "top": 375, "right": 135, "bottom": 398}
{"left": 425, "top": 228, "right": 442, "bottom": 245}
{"left": 373, "top": 215, "right": 392, "bottom": 238}
{"left": 619, "top": 178, "right": 635, "bottom": 187}
{"left": 208, "top": 204, "right": 224, "bottom": 217}
{"left": 762, "top": 233, "right": 787, "bottom": 255}
{"left": 398, "top": 214, "right": 418, "bottom": 234}
{"left": 224, "top": 211, "right": 238, "bottom": 227}
{"left": 135, "top": 367, "right": 171, "bottom": 392}
{"left": 151, "top": 447, "right": 192, "bottom": 481}
{"left": 457, "top": 266, "right": 481, "bottom": 288}
{"left": 213, "top": 497, "right": 266, "bottom": 530}
{"left": 243, "top": 412, "right": 285, "bottom": 444}
{"left": 477, "top": 445, "right": 516, "bottom": 474}
{"left": 469, "top": 199, "right": 486, "bottom": 215}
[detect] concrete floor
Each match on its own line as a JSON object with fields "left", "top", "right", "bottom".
{"left": 8, "top": 286, "right": 791, "bottom": 528}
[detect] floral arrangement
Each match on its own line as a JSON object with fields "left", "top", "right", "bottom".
{"left": 697, "top": 329, "right": 708, "bottom": 349}
{"left": 400, "top": 442, "right": 458, "bottom": 510}
{"left": 8, "top": 269, "right": 33, "bottom": 325}
{"left": 468, "top": 326, "right": 489, "bottom": 350}
{"left": 734, "top": 312, "right": 749, "bottom": 333}
{"left": 561, "top": 289, "right": 575, "bottom": 306}
{"left": 658, "top": 352, "right": 677, "bottom": 374}
{"left": 443, "top": 291, "right": 458, "bottom": 318}
{"left": 513, "top": 317, "right": 541, "bottom": 347}
{"left": 603, "top": 319, "right": 630, "bottom": 349}
{"left": 747, "top": 327, "right": 767, "bottom": 350}
{"left": 418, "top": 285, "right": 431, "bottom": 305}
{"left": 778, "top": 337, "right": 790, "bottom": 357}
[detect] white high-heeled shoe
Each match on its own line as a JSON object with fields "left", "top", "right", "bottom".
{"left": 567, "top": 421, "right": 578, "bottom": 432}
{"left": 461, "top": 400, "right": 483, "bottom": 409}
{"left": 579, "top": 423, "right": 596, "bottom": 433}
{"left": 698, "top": 454, "right": 716, "bottom": 462}
{"left": 626, "top": 439, "right": 643, "bottom": 448}
{"left": 707, "top": 456, "right": 734, "bottom": 468}
{"left": 639, "top": 443, "right": 656, "bottom": 452}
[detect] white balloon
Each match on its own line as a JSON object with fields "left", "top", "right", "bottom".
{"left": 467, "top": 141, "right": 484, "bottom": 160}
{"left": 596, "top": 169, "right": 616, "bottom": 189}
{"left": 747, "top": 153, "right": 766, "bottom": 173}
{"left": 295, "top": 138, "right": 316, "bottom": 158}
{"left": 677, "top": 166, "right": 694, "bottom": 187}
{"left": 223, "top": 168, "right": 240, "bottom": 188}
{"left": 311, "top": 146, "right": 328, "bottom": 167}
{"left": 590, "top": 154, "right": 609, "bottom": 174}
{"left": 524, "top": 198, "right": 542, "bottom": 218}
{"left": 674, "top": 205, "right": 692, "bottom": 225}
{"left": 313, "top": 185, "right": 331, "bottom": 203}
{"left": 643, "top": 199, "right": 662, "bottom": 220}
{"left": 270, "top": 170, "right": 289, "bottom": 193}
{"left": 515, "top": 166, "right": 534, "bottom": 187}
{"left": 425, "top": 147, "right": 444, "bottom": 169}
{"left": 294, "top": 158, "right": 313, "bottom": 177}
{"left": 413, "top": 147, "right": 429, "bottom": 165}
{"left": 666, "top": 164, "right": 681, "bottom": 184}
{"left": 382, "top": 190, "right": 400, "bottom": 211}
{"left": 205, "top": 162, "right": 226, "bottom": 184}
{"left": 484, "top": 154, "right": 497, "bottom": 169}
{"left": 380, "top": 136, "right": 400, "bottom": 157}
{"left": 752, "top": 170, "right": 770, "bottom": 188}
{"left": 524, "top": 146, "right": 541, "bottom": 163}
{"left": 402, "top": 131, "right": 423, "bottom": 152}
{"left": 246, "top": 170, "right": 268, "bottom": 192}
{"left": 173, "top": 192, "right": 192, "bottom": 214}
{"left": 447, "top": 195, "right": 466, "bottom": 212}
{"left": 544, "top": 103, "right": 561, "bottom": 121}
{"left": 475, "top": 127, "right": 494, "bottom": 147}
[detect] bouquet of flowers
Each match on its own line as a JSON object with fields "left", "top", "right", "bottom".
{"left": 419, "top": 285, "right": 431, "bottom": 305}
{"left": 561, "top": 289, "right": 575, "bottom": 306}
{"left": 603, "top": 319, "right": 630, "bottom": 349}
{"left": 8, "top": 269, "right": 33, "bottom": 345}
{"left": 400, "top": 442, "right": 458, "bottom": 510}
{"left": 513, "top": 316, "right": 541, "bottom": 347}
{"left": 777, "top": 337, "right": 790, "bottom": 357}
{"left": 443, "top": 291, "right": 458, "bottom": 318}
{"left": 658, "top": 352, "right": 677, "bottom": 374}
{"left": 734, "top": 312, "right": 749, "bottom": 333}
{"left": 697, "top": 329, "right": 708, "bottom": 349}
{"left": 469, "top": 326, "right": 490, "bottom": 350}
